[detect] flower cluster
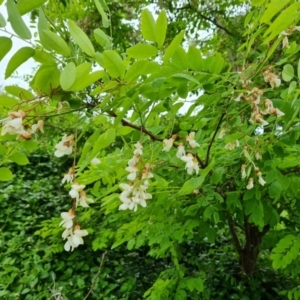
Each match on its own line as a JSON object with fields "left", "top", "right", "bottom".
{"left": 162, "top": 132, "right": 200, "bottom": 175}
{"left": 241, "top": 164, "right": 266, "bottom": 189}
{"left": 279, "top": 25, "right": 300, "bottom": 49}
{"left": 1, "top": 110, "right": 44, "bottom": 139}
{"left": 69, "top": 182, "right": 94, "bottom": 207}
{"left": 54, "top": 134, "right": 74, "bottom": 157}
{"left": 263, "top": 67, "right": 281, "bottom": 88}
{"left": 236, "top": 84, "right": 284, "bottom": 127}
{"left": 59, "top": 210, "right": 88, "bottom": 252}
{"left": 119, "top": 143, "right": 153, "bottom": 211}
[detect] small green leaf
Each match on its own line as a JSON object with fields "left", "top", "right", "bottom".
{"left": 94, "top": 0, "right": 109, "bottom": 28}
{"left": 0, "top": 167, "right": 13, "bottom": 181}
{"left": 141, "top": 9, "right": 156, "bottom": 42}
{"left": 9, "top": 152, "right": 29, "bottom": 165}
{"left": 5, "top": 86, "right": 34, "bottom": 99}
{"left": 297, "top": 59, "right": 300, "bottom": 80}
{"left": 282, "top": 64, "right": 294, "bottom": 82}
{"left": 94, "top": 28, "right": 111, "bottom": 48}
{"left": 0, "top": 12, "right": 6, "bottom": 27}
{"left": 38, "top": 8, "right": 51, "bottom": 51}
{"left": 60, "top": 62, "right": 77, "bottom": 91}
{"left": 163, "top": 30, "right": 185, "bottom": 63}
{"left": 42, "top": 30, "right": 71, "bottom": 56}
{"left": 0, "top": 95, "right": 19, "bottom": 107}
{"left": 155, "top": 10, "right": 167, "bottom": 48}
{"left": 127, "top": 44, "right": 158, "bottom": 59}
{"left": 5, "top": 47, "right": 35, "bottom": 79}
{"left": 7, "top": 0, "right": 31, "bottom": 39}
{"left": 68, "top": 19, "right": 95, "bottom": 57}
{"left": 0, "top": 37, "right": 12, "bottom": 62}
{"left": 172, "top": 73, "right": 199, "bottom": 84}
{"left": 103, "top": 50, "right": 125, "bottom": 78}
{"left": 17, "top": 0, "right": 47, "bottom": 15}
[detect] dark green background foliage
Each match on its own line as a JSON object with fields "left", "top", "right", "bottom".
{"left": 0, "top": 153, "right": 296, "bottom": 299}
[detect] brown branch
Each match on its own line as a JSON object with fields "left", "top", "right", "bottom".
{"left": 109, "top": 111, "right": 206, "bottom": 168}
{"left": 228, "top": 217, "right": 243, "bottom": 256}
{"left": 84, "top": 251, "right": 107, "bottom": 300}
{"left": 205, "top": 112, "right": 225, "bottom": 167}
{"left": 178, "top": 3, "right": 235, "bottom": 38}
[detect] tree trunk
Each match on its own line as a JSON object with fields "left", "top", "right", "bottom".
{"left": 228, "top": 216, "right": 270, "bottom": 276}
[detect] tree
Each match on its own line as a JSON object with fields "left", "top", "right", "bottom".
{"left": 1, "top": 0, "right": 300, "bottom": 298}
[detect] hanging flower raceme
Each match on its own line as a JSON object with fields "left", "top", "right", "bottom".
{"left": 134, "top": 142, "right": 143, "bottom": 155}
{"left": 54, "top": 134, "right": 74, "bottom": 157}
{"left": 263, "top": 68, "right": 281, "bottom": 88}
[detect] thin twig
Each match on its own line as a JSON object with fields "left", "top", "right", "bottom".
{"left": 205, "top": 112, "right": 225, "bottom": 166}
{"left": 84, "top": 251, "right": 107, "bottom": 300}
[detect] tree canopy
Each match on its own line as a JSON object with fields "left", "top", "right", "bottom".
{"left": 1, "top": 0, "right": 300, "bottom": 299}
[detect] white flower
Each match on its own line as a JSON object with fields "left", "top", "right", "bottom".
{"left": 246, "top": 178, "right": 254, "bottom": 190}
{"left": 241, "top": 164, "right": 247, "bottom": 179}
{"left": 234, "top": 94, "right": 243, "bottom": 102}
{"left": 250, "top": 112, "right": 269, "bottom": 126}
{"left": 274, "top": 108, "right": 285, "bottom": 117}
{"left": 91, "top": 157, "right": 101, "bottom": 165}
{"left": 64, "top": 226, "right": 88, "bottom": 252}
{"left": 31, "top": 120, "right": 44, "bottom": 134}
{"left": 193, "top": 159, "right": 199, "bottom": 175}
{"left": 218, "top": 129, "right": 226, "bottom": 139}
{"left": 257, "top": 172, "right": 266, "bottom": 186}
{"left": 54, "top": 135, "right": 74, "bottom": 157}
{"left": 224, "top": 142, "right": 236, "bottom": 151}
{"left": 133, "top": 142, "right": 143, "bottom": 155}
{"left": 282, "top": 36, "right": 290, "bottom": 49}
{"left": 77, "top": 191, "right": 94, "bottom": 207}
{"left": 162, "top": 137, "right": 175, "bottom": 152}
{"left": 255, "top": 151, "right": 262, "bottom": 160}
{"left": 62, "top": 227, "right": 73, "bottom": 239}
{"left": 1, "top": 117, "right": 25, "bottom": 136}
{"left": 69, "top": 183, "right": 86, "bottom": 200}
{"left": 181, "top": 153, "right": 195, "bottom": 174}
{"left": 128, "top": 155, "right": 139, "bottom": 166}
{"left": 126, "top": 166, "right": 138, "bottom": 181}
{"left": 176, "top": 143, "right": 186, "bottom": 158}
{"left": 186, "top": 132, "right": 200, "bottom": 148}
{"left": 62, "top": 167, "right": 75, "bottom": 184}
{"left": 59, "top": 210, "right": 75, "bottom": 228}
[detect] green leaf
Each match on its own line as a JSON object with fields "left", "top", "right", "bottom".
{"left": 72, "top": 70, "right": 107, "bottom": 91}
{"left": 172, "top": 73, "right": 199, "bottom": 84}
{"left": 6, "top": 0, "right": 31, "bottom": 39}
{"left": 163, "top": 30, "right": 185, "bottom": 63}
{"left": 68, "top": 19, "right": 95, "bottom": 57}
{"left": 94, "top": 28, "right": 111, "bottom": 48}
{"left": 60, "top": 62, "right": 77, "bottom": 91}
{"left": 94, "top": 0, "right": 109, "bottom": 28}
{"left": 103, "top": 50, "right": 125, "bottom": 78}
{"left": 5, "top": 86, "right": 34, "bottom": 99}
{"left": 38, "top": 8, "right": 51, "bottom": 51}
{"left": 141, "top": 9, "right": 156, "bottom": 42}
{"left": 155, "top": 10, "right": 167, "bottom": 48}
{"left": 269, "top": 181, "right": 282, "bottom": 200}
{"left": 127, "top": 44, "right": 158, "bottom": 59}
{"left": 42, "top": 30, "right": 71, "bottom": 56}
{"left": 17, "top": 0, "right": 47, "bottom": 15}
{"left": 0, "top": 12, "right": 6, "bottom": 27}
{"left": 282, "top": 64, "right": 294, "bottom": 82}
{"left": 31, "top": 64, "right": 60, "bottom": 94}
{"left": 297, "top": 59, "right": 300, "bottom": 80}
{"left": 5, "top": 47, "right": 35, "bottom": 79}
{"left": 9, "top": 152, "right": 29, "bottom": 165}
{"left": 263, "top": 3, "right": 300, "bottom": 44}
{"left": 0, "top": 95, "right": 19, "bottom": 107}
{"left": 0, "top": 167, "right": 13, "bottom": 181}
{"left": 260, "top": 0, "right": 290, "bottom": 24}
{"left": 0, "top": 37, "right": 12, "bottom": 62}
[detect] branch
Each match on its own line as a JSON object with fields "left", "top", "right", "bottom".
{"left": 178, "top": 3, "right": 235, "bottom": 37}
{"left": 228, "top": 217, "right": 243, "bottom": 256}
{"left": 109, "top": 111, "right": 163, "bottom": 142}
{"left": 84, "top": 251, "right": 107, "bottom": 300}
{"left": 110, "top": 111, "right": 206, "bottom": 168}
{"left": 205, "top": 113, "right": 225, "bottom": 167}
